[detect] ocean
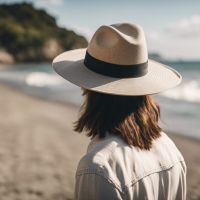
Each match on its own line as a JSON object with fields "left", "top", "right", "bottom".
{"left": 0, "top": 61, "right": 199, "bottom": 139}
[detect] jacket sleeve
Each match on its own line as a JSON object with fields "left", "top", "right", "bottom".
{"left": 74, "top": 172, "right": 123, "bottom": 200}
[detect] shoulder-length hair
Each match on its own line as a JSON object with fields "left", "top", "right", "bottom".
{"left": 74, "top": 89, "right": 162, "bottom": 150}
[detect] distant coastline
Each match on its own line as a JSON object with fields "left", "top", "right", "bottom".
{"left": 0, "top": 3, "right": 199, "bottom": 65}
{"left": 148, "top": 53, "right": 200, "bottom": 64}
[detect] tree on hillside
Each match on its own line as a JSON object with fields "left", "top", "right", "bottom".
{"left": 0, "top": 2, "right": 88, "bottom": 62}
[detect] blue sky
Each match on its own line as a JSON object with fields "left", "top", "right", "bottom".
{"left": 1, "top": 0, "right": 200, "bottom": 60}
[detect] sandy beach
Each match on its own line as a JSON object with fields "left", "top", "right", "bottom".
{"left": 0, "top": 84, "right": 199, "bottom": 200}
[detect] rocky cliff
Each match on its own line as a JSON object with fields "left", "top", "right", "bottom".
{"left": 0, "top": 2, "right": 88, "bottom": 64}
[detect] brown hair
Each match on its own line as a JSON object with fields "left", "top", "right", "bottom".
{"left": 74, "top": 89, "right": 162, "bottom": 150}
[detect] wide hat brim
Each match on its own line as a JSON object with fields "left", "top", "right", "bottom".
{"left": 52, "top": 48, "right": 181, "bottom": 96}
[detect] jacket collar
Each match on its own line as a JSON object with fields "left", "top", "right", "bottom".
{"left": 87, "top": 132, "right": 117, "bottom": 152}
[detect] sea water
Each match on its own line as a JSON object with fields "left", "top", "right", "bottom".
{"left": 0, "top": 62, "right": 199, "bottom": 139}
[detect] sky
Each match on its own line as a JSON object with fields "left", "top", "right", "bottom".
{"left": 1, "top": 0, "right": 200, "bottom": 60}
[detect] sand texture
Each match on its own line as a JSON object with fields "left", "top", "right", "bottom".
{"left": 0, "top": 85, "right": 199, "bottom": 200}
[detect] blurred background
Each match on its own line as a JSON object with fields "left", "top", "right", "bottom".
{"left": 0, "top": 0, "right": 199, "bottom": 199}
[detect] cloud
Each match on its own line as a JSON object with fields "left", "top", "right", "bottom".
{"left": 165, "top": 15, "right": 200, "bottom": 38}
{"left": 146, "top": 15, "right": 200, "bottom": 60}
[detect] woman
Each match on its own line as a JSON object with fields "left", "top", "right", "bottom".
{"left": 53, "top": 23, "right": 186, "bottom": 200}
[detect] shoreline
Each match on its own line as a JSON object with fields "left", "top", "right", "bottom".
{"left": 0, "top": 84, "right": 199, "bottom": 199}
{"left": 2, "top": 83, "right": 200, "bottom": 141}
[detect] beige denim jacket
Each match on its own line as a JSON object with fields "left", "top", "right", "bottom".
{"left": 75, "top": 132, "right": 186, "bottom": 200}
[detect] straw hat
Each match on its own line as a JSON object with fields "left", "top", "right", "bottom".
{"left": 52, "top": 23, "right": 181, "bottom": 96}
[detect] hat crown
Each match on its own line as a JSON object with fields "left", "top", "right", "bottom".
{"left": 87, "top": 23, "right": 148, "bottom": 65}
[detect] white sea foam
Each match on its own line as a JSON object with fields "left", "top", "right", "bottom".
{"left": 26, "top": 73, "right": 200, "bottom": 103}
{"left": 160, "top": 80, "right": 200, "bottom": 103}
{"left": 26, "top": 72, "right": 64, "bottom": 87}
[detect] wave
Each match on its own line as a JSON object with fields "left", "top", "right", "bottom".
{"left": 25, "top": 74, "right": 200, "bottom": 103}
{"left": 2, "top": 70, "right": 200, "bottom": 104}
{"left": 160, "top": 80, "right": 200, "bottom": 103}
{"left": 25, "top": 72, "right": 65, "bottom": 87}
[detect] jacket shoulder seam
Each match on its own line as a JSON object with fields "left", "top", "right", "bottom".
{"left": 124, "top": 160, "right": 186, "bottom": 189}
